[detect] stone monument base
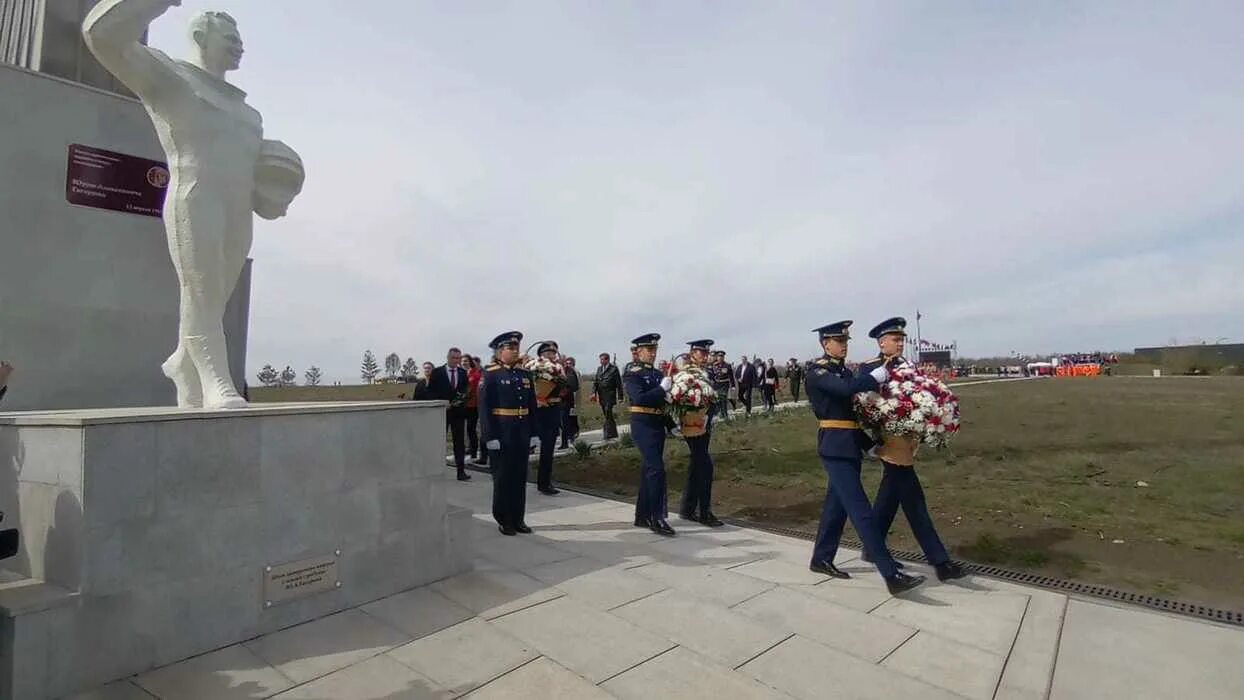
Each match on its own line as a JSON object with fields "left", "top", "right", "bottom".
{"left": 0, "top": 401, "right": 473, "bottom": 699}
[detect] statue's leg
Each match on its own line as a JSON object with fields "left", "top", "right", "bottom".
{"left": 161, "top": 340, "right": 203, "bottom": 408}
{"left": 167, "top": 192, "right": 247, "bottom": 410}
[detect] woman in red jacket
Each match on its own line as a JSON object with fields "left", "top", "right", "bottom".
{"left": 465, "top": 355, "right": 483, "bottom": 462}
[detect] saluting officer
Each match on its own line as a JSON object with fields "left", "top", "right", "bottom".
{"left": 679, "top": 340, "right": 724, "bottom": 527}
{"left": 860, "top": 317, "right": 966, "bottom": 582}
{"left": 533, "top": 340, "right": 563, "bottom": 496}
{"left": 479, "top": 331, "right": 539, "bottom": 536}
{"left": 624, "top": 333, "right": 676, "bottom": 537}
{"left": 805, "top": 320, "right": 925, "bottom": 595}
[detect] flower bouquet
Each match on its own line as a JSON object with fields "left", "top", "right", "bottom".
{"left": 854, "top": 364, "right": 960, "bottom": 449}
{"left": 668, "top": 363, "right": 717, "bottom": 437}
{"left": 523, "top": 355, "right": 565, "bottom": 403}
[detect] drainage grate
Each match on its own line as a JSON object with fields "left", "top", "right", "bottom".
{"left": 541, "top": 479, "right": 1244, "bottom": 628}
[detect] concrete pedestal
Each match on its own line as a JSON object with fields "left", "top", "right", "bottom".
{"left": 0, "top": 401, "right": 473, "bottom": 699}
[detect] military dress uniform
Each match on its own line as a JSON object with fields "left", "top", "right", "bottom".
{"left": 861, "top": 317, "right": 965, "bottom": 582}
{"left": 805, "top": 321, "right": 924, "bottom": 594}
{"left": 479, "top": 331, "right": 539, "bottom": 536}
{"left": 624, "top": 333, "right": 676, "bottom": 537}
{"left": 533, "top": 341, "right": 562, "bottom": 496}
{"left": 679, "top": 340, "right": 724, "bottom": 527}
{"left": 787, "top": 361, "right": 805, "bottom": 402}
{"left": 709, "top": 351, "right": 734, "bottom": 422}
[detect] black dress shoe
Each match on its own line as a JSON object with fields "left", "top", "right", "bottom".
{"left": 634, "top": 517, "right": 651, "bottom": 528}
{"left": 936, "top": 561, "right": 967, "bottom": 582}
{"left": 680, "top": 512, "right": 700, "bottom": 522}
{"left": 456, "top": 470, "right": 472, "bottom": 481}
{"left": 515, "top": 523, "right": 533, "bottom": 534}
{"left": 498, "top": 525, "right": 517, "bottom": 536}
{"left": 538, "top": 487, "right": 560, "bottom": 495}
{"left": 809, "top": 560, "right": 852, "bottom": 579}
{"left": 701, "top": 513, "right": 725, "bottom": 528}
{"left": 650, "top": 519, "right": 676, "bottom": 537}
{"left": 862, "top": 552, "right": 904, "bottom": 569}
{"left": 885, "top": 572, "right": 926, "bottom": 595}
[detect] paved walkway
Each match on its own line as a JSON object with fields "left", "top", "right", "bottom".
{"left": 77, "top": 478, "right": 1244, "bottom": 700}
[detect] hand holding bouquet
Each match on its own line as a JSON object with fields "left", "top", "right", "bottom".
{"left": 854, "top": 364, "right": 960, "bottom": 448}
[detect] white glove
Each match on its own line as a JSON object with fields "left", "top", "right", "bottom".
{"left": 869, "top": 367, "right": 888, "bottom": 383}
{"left": 659, "top": 376, "right": 672, "bottom": 391}
{"left": 485, "top": 440, "right": 500, "bottom": 450}
{"left": 530, "top": 436, "right": 541, "bottom": 448}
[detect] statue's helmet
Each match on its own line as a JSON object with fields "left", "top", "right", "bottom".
{"left": 253, "top": 140, "right": 304, "bottom": 220}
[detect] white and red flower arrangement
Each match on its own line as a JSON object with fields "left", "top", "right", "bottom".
{"left": 523, "top": 355, "right": 565, "bottom": 384}
{"left": 854, "top": 364, "right": 961, "bottom": 448}
{"left": 667, "top": 365, "right": 716, "bottom": 417}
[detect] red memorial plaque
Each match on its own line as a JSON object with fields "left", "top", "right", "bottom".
{"left": 65, "top": 143, "right": 169, "bottom": 218}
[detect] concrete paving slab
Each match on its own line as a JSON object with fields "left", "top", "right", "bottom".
{"left": 428, "top": 569, "right": 563, "bottom": 620}
{"left": 603, "top": 646, "right": 788, "bottom": 700}
{"left": 995, "top": 590, "right": 1067, "bottom": 700}
{"left": 386, "top": 617, "right": 538, "bottom": 696}
{"left": 882, "top": 629, "right": 1006, "bottom": 700}
{"left": 646, "top": 534, "right": 767, "bottom": 568}
{"left": 630, "top": 561, "right": 775, "bottom": 607}
{"left": 242, "top": 609, "right": 411, "bottom": 684}
{"left": 1051, "top": 599, "right": 1244, "bottom": 700}
{"left": 872, "top": 587, "right": 1028, "bottom": 654}
{"left": 134, "top": 643, "right": 295, "bottom": 700}
{"left": 525, "top": 556, "right": 669, "bottom": 611}
{"left": 612, "top": 590, "right": 789, "bottom": 667}
{"left": 733, "top": 585, "right": 916, "bottom": 662}
{"left": 66, "top": 681, "right": 155, "bottom": 700}
{"left": 360, "top": 587, "right": 475, "bottom": 642}
{"left": 472, "top": 534, "right": 579, "bottom": 570}
{"left": 463, "top": 658, "right": 614, "bottom": 699}
{"left": 728, "top": 557, "right": 836, "bottom": 586}
{"left": 789, "top": 576, "right": 894, "bottom": 614}
{"left": 739, "top": 635, "right": 963, "bottom": 700}
{"left": 271, "top": 653, "right": 449, "bottom": 700}
{"left": 490, "top": 596, "right": 675, "bottom": 683}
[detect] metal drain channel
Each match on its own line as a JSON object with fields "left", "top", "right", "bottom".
{"left": 543, "top": 479, "right": 1244, "bottom": 628}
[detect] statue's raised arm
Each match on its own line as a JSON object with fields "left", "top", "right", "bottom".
{"left": 82, "top": 0, "right": 184, "bottom": 98}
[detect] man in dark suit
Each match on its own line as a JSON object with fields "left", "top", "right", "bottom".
{"left": 429, "top": 347, "right": 471, "bottom": 481}
{"left": 592, "top": 353, "right": 624, "bottom": 439}
{"left": 735, "top": 354, "right": 756, "bottom": 415}
{"left": 559, "top": 356, "right": 581, "bottom": 448}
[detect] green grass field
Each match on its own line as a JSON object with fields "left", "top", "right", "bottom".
{"left": 554, "top": 377, "right": 1244, "bottom": 609}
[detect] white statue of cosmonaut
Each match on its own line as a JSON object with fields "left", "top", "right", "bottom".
{"left": 83, "top": 0, "right": 304, "bottom": 408}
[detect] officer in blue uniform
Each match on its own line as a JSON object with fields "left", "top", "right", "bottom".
{"left": 709, "top": 350, "right": 734, "bottom": 422}
{"left": 860, "top": 317, "right": 966, "bottom": 582}
{"left": 625, "top": 333, "right": 676, "bottom": 537}
{"left": 479, "top": 331, "right": 539, "bottom": 536}
{"left": 533, "top": 340, "right": 563, "bottom": 496}
{"left": 679, "top": 339, "right": 725, "bottom": 527}
{"left": 806, "top": 320, "right": 925, "bottom": 595}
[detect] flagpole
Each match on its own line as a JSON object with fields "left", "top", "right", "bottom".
{"left": 915, "top": 309, "right": 923, "bottom": 365}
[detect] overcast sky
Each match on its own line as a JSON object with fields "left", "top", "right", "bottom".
{"left": 150, "top": 1, "right": 1243, "bottom": 381}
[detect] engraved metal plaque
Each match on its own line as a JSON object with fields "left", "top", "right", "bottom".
{"left": 263, "top": 553, "right": 342, "bottom": 607}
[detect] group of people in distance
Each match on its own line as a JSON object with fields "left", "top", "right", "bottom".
{"left": 474, "top": 315, "right": 965, "bottom": 597}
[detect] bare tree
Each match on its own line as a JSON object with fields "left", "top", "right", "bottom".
{"left": 305, "top": 366, "right": 323, "bottom": 386}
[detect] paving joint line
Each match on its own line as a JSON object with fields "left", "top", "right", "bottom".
{"left": 991, "top": 596, "right": 1033, "bottom": 699}
{"left": 449, "top": 655, "right": 544, "bottom": 699}
{"left": 594, "top": 643, "right": 680, "bottom": 686}
{"left": 875, "top": 628, "right": 920, "bottom": 665}
{"left": 733, "top": 632, "right": 796, "bottom": 671}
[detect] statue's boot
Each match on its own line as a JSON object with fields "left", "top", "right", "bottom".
{"left": 185, "top": 333, "right": 248, "bottom": 409}
{"left": 162, "top": 344, "right": 204, "bottom": 408}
